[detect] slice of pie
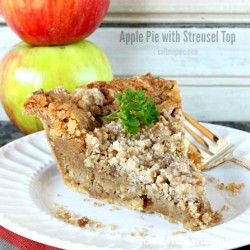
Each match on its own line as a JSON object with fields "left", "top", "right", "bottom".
{"left": 23, "top": 73, "right": 221, "bottom": 230}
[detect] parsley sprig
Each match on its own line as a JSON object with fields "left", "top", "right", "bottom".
{"left": 103, "top": 88, "right": 159, "bottom": 135}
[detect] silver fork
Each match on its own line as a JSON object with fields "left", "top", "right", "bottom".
{"left": 183, "top": 112, "right": 250, "bottom": 171}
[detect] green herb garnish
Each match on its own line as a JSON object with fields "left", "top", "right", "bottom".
{"left": 103, "top": 88, "right": 159, "bottom": 135}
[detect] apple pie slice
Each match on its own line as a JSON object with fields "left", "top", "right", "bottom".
{"left": 24, "top": 73, "right": 221, "bottom": 230}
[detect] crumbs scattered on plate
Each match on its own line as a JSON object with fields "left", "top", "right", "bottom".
{"left": 208, "top": 177, "right": 245, "bottom": 195}
{"left": 130, "top": 228, "right": 148, "bottom": 237}
{"left": 54, "top": 204, "right": 104, "bottom": 230}
{"left": 219, "top": 204, "right": 230, "bottom": 212}
{"left": 108, "top": 224, "right": 117, "bottom": 230}
{"left": 93, "top": 201, "right": 105, "bottom": 207}
{"left": 109, "top": 205, "right": 121, "bottom": 211}
{"left": 83, "top": 197, "right": 90, "bottom": 202}
{"left": 53, "top": 203, "right": 119, "bottom": 231}
{"left": 172, "top": 231, "right": 187, "bottom": 236}
{"left": 137, "top": 215, "right": 144, "bottom": 220}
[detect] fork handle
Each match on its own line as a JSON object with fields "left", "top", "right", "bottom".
{"left": 231, "top": 157, "right": 250, "bottom": 171}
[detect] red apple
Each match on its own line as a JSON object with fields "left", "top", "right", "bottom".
{"left": 0, "top": 0, "right": 110, "bottom": 46}
{"left": 0, "top": 40, "right": 113, "bottom": 134}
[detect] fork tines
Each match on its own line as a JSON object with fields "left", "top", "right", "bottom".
{"left": 183, "top": 112, "right": 235, "bottom": 168}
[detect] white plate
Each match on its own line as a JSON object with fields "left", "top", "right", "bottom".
{"left": 0, "top": 123, "right": 250, "bottom": 250}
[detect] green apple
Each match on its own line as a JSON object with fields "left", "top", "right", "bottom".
{"left": 0, "top": 40, "right": 113, "bottom": 134}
